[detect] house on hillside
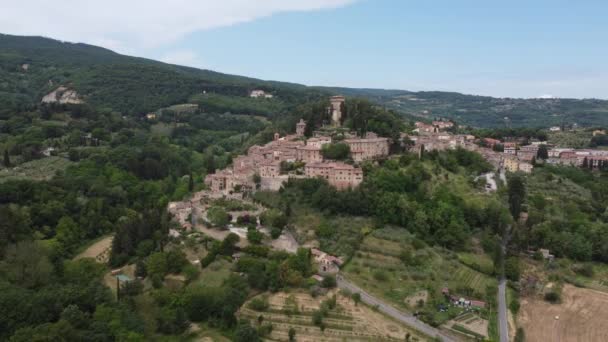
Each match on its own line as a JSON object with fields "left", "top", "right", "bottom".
{"left": 311, "top": 248, "right": 344, "bottom": 274}
{"left": 250, "top": 90, "right": 273, "bottom": 98}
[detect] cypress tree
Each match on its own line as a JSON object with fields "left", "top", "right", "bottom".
{"left": 3, "top": 150, "right": 10, "bottom": 167}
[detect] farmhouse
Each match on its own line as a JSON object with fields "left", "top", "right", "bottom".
{"left": 250, "top": 89, "right": 273, "bottom": 98}
{"left": 311, "top": 248, "right": 344, "bottom": 273}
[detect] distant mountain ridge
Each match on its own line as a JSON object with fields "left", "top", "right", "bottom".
{"left": 2, "top": 33, "right": 608, "bottom": 128}
{"left": 315, "top": 87, "right": 608, "bottom": 128}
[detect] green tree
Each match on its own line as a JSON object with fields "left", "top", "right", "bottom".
{"left": 352, "top": 292, "right": 361, "bottom": 306}
{"left": 515, "top": 327, "right": 525, "bottom": 342}
{"left": 247, "top": 229, "right": 264, "bottom": 245}
{"left": 321, "top": 275, "right": 337, "bottom": 288}
{"left": 234, "top": 321, "right": 260, "bottom": 342}
{"left": 188, "top": 171, "right": 194, "bottom": 192}
{"left": 253, "top": 173, "right": 262, "bottom": 190}
{"left": 289, "top": 327, "right": 296, "bottom": 341}
{"left": 0, "top": 204, "right": 32, "bottom": 248}
{"left": 505, "top": 257, "right": 521, "bottom": 281}
{"left": 3, "top": 149, "right": 10, "bottom": 167}
{"left": 146, "top": 252, "right": 169, "bottom": 278}
{"left": 220, "top": 233, "right": 240, "bottom": 255}
{"left": 1, "top": 241, "right": 53, "bottom": 288}
{"left": 321, "top": 143, "right": 350, "bottom": 160}
{"left": 207, "top": 207, "right": 230, "bottom": 227}
{"left": 508, "top": 174, "right": 526, "bottom": 220}
{"left": 55, "top": 216, "right": 82, "bottom": 253}
{"left": 537, "top": 144, "right": 549, "bottom": 160}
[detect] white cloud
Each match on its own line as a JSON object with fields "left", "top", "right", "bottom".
{"left": 0, "top": 0, "right": 355, "bottom": 53}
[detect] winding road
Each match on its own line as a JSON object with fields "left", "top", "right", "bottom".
{"left": 337, "top": 274, "right": 457, "bottom": 342}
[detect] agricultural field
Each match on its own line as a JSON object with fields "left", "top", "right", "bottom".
{"left": 342, "top": 228, "right": 497, "bottom": 326}
{"left": 520, "top": 257, "right": 608, "bottom": 294}
{"left": 445, "top": 313, "right": 489, "bottom": 340}
{"left": 519, "top": 284, "right": 608, "bottom": 342}
{"left": 239, "top": 290, "right": 429, "bottom": 342}
{"left": 0, "top": 156, "right": 72, "bottom": 182}
{"left": 547, "top": 130, "right": 592, "bottom": 149}
{"left": 73, "top": 235, "right": 113, "bottom": 263}
{"left": 288, "top": 206, "right": 374, "bottom": 259}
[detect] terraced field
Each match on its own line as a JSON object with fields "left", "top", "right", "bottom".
{"left": 453, "top": 267, "right": 497, "bottom": 296}
{"left": 342, "top": 228, "right": 497, "bottom": 327}
{"left": 239, "top": 291, "right": 429, "bottom": 342}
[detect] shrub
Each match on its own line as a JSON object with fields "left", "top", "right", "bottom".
{"left": 270, "top": 227, "right": 282, "bottom": 239}
{"left": 572, "top": 263, "right": 594, "bottom": 278}
{"left": 257, "top": 323, "right": 273, "bottom": 337}
{"left": 182, "top": 264, "right": 200, "bottom": 283}
{"left": 515, "top": 327, "right": 525, "bottom": 342}
{"left": 248, "top": 296, "right": 269, "bottom": 312}
{"left": 312, "top": 310, "right": 323, "bottom": 326}
{"left": 247, "top": 229, "right": 264, "bottom": 245}
{"left": 509, "top": 297, "right": 520, "bottom": 314}
{"left": 373, "top": 270, "right": 388, "bottom": 281}
{"left": 321, "top": 275, "right": 337, "bottom": 288}
{"left": 544, "top": 291, "right": 560, "bottom": 303}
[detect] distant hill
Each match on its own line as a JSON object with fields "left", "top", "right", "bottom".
{"left": 317, "top": 87, "right": 608, "bottom": 128}
{"left": 2, "top": 33, "right": 608, "bottom": 128}
{"left": 0, "top": 34, "right": 324, "bottom": 117}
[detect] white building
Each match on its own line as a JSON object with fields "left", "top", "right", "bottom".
{"left": 250, "top": 90, "right": 273, "bottom": 99}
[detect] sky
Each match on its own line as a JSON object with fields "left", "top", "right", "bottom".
{"left": 2, "top": 0, "right": 607, "bottom": 99}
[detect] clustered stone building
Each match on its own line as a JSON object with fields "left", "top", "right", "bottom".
{"left": 408, "top": 121, "right": 536, "bottom": 173}
{"left": 204, "top": 97, "right": 390, "bottom": 194}
{"left": 545, "top": 148, "right": 608, "bottom": 168}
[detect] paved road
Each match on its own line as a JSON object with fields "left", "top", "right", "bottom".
{"left": 499, "top": 168, "right": 507, "bottom": 186}
{"left": 498, "top": 277, "right": 509, "bottom": 342}
{"left": 337, "top": 275, "right": 457, "bottom": 342}
{"left": 497, "top": 223, "right": 512, "bottom": 342}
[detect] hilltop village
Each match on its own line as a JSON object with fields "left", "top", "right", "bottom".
{"left": 204, "top": 96, "right": 390, "bottom": 194}
{"left": 204, "top": 96, "right": 608, "bottom": 197}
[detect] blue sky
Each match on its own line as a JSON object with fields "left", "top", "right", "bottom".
{"left": 3, "top": 0, "right": 607, "bottom": 98}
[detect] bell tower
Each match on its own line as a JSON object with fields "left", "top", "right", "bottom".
{"left": 330, "top": 96, "right": 345, "bottom": 126}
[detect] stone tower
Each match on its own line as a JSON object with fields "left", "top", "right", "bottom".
{"left": 296, "top": 119, "right": 306, "bottom": 136}
{"left": 330, "top": 96, "right": 345, "bottom": 126}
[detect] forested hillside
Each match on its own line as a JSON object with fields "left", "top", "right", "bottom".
{"left": 0, "top": 34, "right": 326, "bottom": 117}
{"left": 3, "top": 34, "right": 608, "bottom": 128}
{"left": 317, "top": 87, "right": 608, "bottom": 128}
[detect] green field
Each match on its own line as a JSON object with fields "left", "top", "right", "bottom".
{"left": 0, "top": 156, "right": 73, "bottom": 182}
{"left": 191, "top": 258, "right": 232, "bottom": 288}
{"left": 458, "top": 252, "right": 495, "bottom": 275}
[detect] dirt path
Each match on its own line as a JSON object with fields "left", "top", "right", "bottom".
{"left": 74, "top": 235, "right": 113, "bottom": 262}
